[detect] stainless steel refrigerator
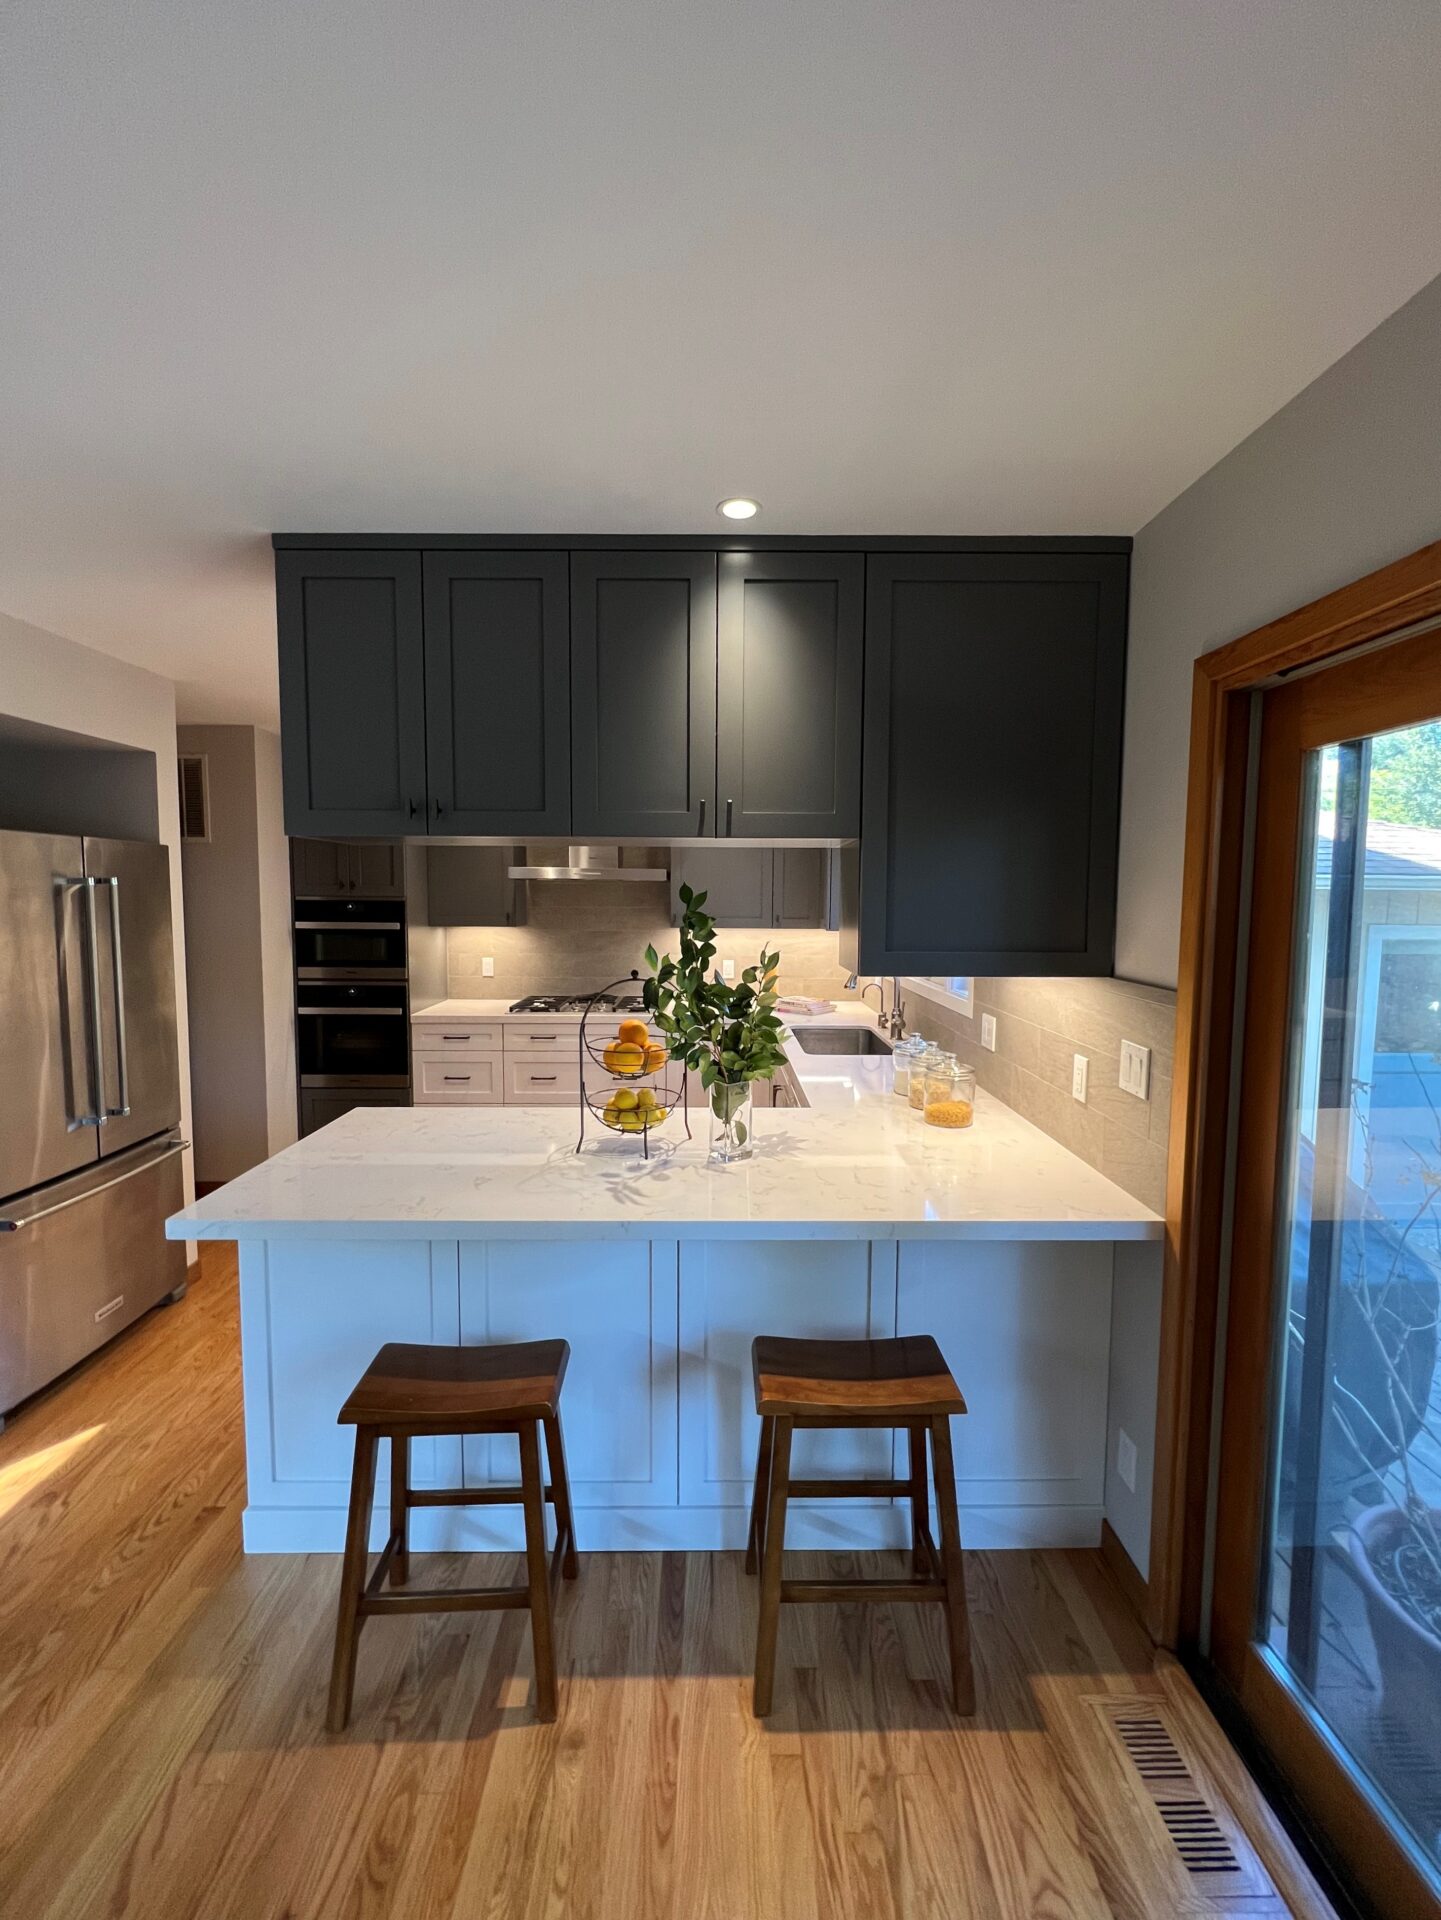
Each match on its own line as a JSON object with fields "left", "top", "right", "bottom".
{"left": 0, "top": 830, "right": 187, "bottom": 1425}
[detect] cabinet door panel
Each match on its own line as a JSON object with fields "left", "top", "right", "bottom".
{"left": 896, "top": 1241, "right": 1112, "bottom": 1531}
{"left": 678, "top": 1241, "right": 897, "bottom": 1508}
{"left": 773, "top": 849, "right": 827, "bottom": 928}
{"left": 423, "top": 553, "right": 570, "bottom": 835}
{"left": 571, "top": 553, "right": 716, "bottom": 837}
{"left": 858, "top": 553, "right": 1126, "bottom": 974}
{"left": 277, "top": 551, "right": 427, "bottom": 836}
{"left": 459, "top": 1241, "right": 679, "bottom": 1510}
{"left": 671, "top": 847, "right": 773, "bottom": 928}
{"left": 351, "top": 842, "right": 404, "bottom": 896}
{"left": 717, "top": 553, "right": 862, "bottom": 836}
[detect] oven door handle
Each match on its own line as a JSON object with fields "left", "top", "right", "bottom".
{"left": 296, "top": 1006, "right": 406, "bottom": 1017}
{"left": 294, "top": 921, "right": 403, "bottom": 931}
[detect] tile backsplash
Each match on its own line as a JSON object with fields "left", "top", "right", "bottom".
{"left": 900, "top": 976, "right": 1176, "bottom": 1212}
{"left": 440, "top": 884, "right": 1176, "bottom": 1213}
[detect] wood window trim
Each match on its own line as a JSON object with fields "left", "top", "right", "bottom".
{"left": 1150, "top": 535, "right": 1441, "bottom": 1652}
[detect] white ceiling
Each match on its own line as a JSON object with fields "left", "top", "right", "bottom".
{"left": 3, "top": 0, "right": 1440, "bottom": 725}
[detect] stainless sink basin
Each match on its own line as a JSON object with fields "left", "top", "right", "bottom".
{"left": 789, "top": 1026, "right": 893, "bottom": 1057}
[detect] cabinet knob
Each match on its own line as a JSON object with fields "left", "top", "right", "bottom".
{"left": 408, "top": 799, "right": 421, "bottom": 819}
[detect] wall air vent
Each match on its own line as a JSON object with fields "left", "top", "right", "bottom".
{"left": 178, "top": 754, "right": 210, "bottom": 841}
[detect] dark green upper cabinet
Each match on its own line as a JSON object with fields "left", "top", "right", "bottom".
{"left": 717, "top": 553, "right": 863, "bottom": 838}
{"left": 423, "top": 552, "right": 570, "bottom": 836}
{"left": 570, "top": 552, "right": 716, "bottom": 838}
{"left": 854, "top": 553, "right": 1127, "bottom": 975}
{"left": 277, "top": 550, "right": 427, "bottom": 837}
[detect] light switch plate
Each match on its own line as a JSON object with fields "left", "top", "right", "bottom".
{"left": 1117, "top": 1429, "right": 1138, "bottom": 1493}
{"left": 1071, "top": 1053, "right": 1088, "bottom": 1103}
{"left": 980, "top": 1013, "right": 997, "bottom": 1051}
{"left": 722, "top": 958, "right": 735, "bottom": 979}
{"left": 1120, "top": 1039, "right": 1151, "bottom": 1099}
{"left": 482, "top": 956, "right": 494, "bottom": 977}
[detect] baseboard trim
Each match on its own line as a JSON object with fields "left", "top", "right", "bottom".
{"left": 1100, "top": 1518, "right": 1151, "bottom": 1632}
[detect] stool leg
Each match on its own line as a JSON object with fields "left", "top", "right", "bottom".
{"left": 928, "top": 1414, "right": 976, "bottom": 1715}
{"left": 745, "top": 1415, "right": 775, "bottom": 1576}
{"left": 519, "top": 1420, "right": 558, "bottom": 1721}
{"left": 752, "top": 1415, "right": 792, "bottom": 1716}
{"left": 544, "top": 1412, "right": 579, "bottom": 1579}
{"left": 327, "top": 1427, "right": 378, "bottom": 1733}
{"left": 389, "top": 1434, "right": 409, "bottom": 1587}
{"left": 906, "top": 1423, "right": 929, "bottom": 1578}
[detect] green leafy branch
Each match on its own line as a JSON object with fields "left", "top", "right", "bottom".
{"left": 642, "top": 884, "right": 787, "bottom": 1128}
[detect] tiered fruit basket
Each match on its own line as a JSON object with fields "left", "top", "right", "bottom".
{"left": 575, "top": 973, "right": 690, "bottom": 1159}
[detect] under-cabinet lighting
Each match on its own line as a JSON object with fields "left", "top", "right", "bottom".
{"left": 718, "top": 497, "right": 760, "bottom": 520}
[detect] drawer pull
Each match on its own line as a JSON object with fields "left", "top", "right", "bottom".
{"left": 442, "top": 1033, "right": 472, "bottom": 1041}
{"left": 527, "top": 1034, "right": 558, "bottom": 1042}
{"left": 443, "top": 1074, "right": 472, "bottom": 1083}
{"left": 530, "top": 1074, "right": 558, "bottom": 1083}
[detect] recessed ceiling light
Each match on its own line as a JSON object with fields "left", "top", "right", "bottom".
{"left": 718, "top": 497, "right": 760, "bottom": 520}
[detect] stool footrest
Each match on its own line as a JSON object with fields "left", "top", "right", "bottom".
{"left": 785, "top": 1477, "right": 910, "bottom": 1499}
{"left": 406, "top": 1483, "right": 558, "bottom": 1509}
{"left": 780, "top": 1577, "right": 947, "bottom": 1604}
{"left": 360, "top": 1583, "right": 529, "bottom": 1617}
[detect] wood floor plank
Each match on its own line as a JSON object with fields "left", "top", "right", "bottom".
{"left": 0, "top": 1244, "right": 1342, "bottom": 1920}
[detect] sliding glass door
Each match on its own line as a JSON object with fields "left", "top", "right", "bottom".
{"left": 1211, "top": 631, "right": 1441, "bottom": 1917}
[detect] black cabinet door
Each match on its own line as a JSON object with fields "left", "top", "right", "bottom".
{"left": 292, "top": 838, "right": 352, "bottom": 896}
{"left": 423, "top": 553, "right": 570, "bottom": 836}
{"left": 773, "top": 849, "right": 828, "bottom": 928}
{"left": 351, "top": 843, "right": 404, "bottom": 896}
{"left": 858, "top": 554, "right": 1127, "bottom": 975}
{"left": 299, "top": 1085, "right": 411, "bottom": 1138}
{"left": 277, "top": 551, "right": 427, "bottom": 836}
{"left": 570, "top": 553, "right": 716, "bottom": 837}
{"left": 717, "top": 552, "right": 863, "bottom": 837}
{"left": 671, "top": 847, "right": 774, "bottom": 928}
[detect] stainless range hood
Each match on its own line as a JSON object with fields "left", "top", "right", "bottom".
{"left": 507, "top": 845, "right": 669, "bottom": 883}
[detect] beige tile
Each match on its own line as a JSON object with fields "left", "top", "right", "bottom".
{"left": 1100, "top": 1123, "right": 1169, "bottom": 1213}
{"left": 1148, "top": 1069, "right": 1175, "bottom": 1150}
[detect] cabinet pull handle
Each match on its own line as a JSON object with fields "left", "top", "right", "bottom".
{"left": 726, "top": 797, "right": 734, "bottom": 835}
{"left": 433, "top": 798, "right": 444, "bottom": 819}
{"left": 409, "top": 798, "right": 422, "bottom": 819}
{"left": 443, "top": 1074, "right": 471, "bottom": 1082}
{"left": 441, "top": 1033, "right": 472, "bottom": 1041}
{"left": 530, "top": 1074, "right": 558, "bottom": 1082}
{"left": 528, "top": 1034, "right": 557, "bottom": 1042}
{"left": 698, "top": 797, "right": 707, "bottom": 834}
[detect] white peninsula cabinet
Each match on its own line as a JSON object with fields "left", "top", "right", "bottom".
{"left": 172, "top": 1101, "right": 1158, "bottom": 1557}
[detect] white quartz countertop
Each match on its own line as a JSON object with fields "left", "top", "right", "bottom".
{"left": 167, "top": 1029, "right": 1163, "bottom": 1243}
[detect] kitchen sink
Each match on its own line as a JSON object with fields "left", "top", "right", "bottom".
{"left": 789, "top": 1026, "right": 893, "bottom": 1056}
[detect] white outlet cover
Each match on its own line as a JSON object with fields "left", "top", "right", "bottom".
{"left": 1120, "top": 1038, "right": 1151, "bottom": 1100}
{"left": 1071, "top": 1053, "right": 1088, "bottom": 1103}
{"left": 482, "top": 956, "right": 494, "bottom": 977}
{"left": 980, "top": 1013, "right": 997, "bottom": 1051}
{"left": 722, "top": 958, "right": 735, "bottom": 979}
{"left": 1117, "top": 1429, "right": 1138, "bottom": 1493}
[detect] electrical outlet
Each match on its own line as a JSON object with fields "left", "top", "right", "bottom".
{"left": 1117, "top": 1429, "right": 1138, "bottom": 1493}
{"left": 482, "top": 956, "right": 494, "bottom": 978}
{"left": 1071, "top": 1053, "right": 1088, "bottom": 1103}
{"left": 980, "top": 1013, "right": 997, "bottom": 1051}
{"left": 722, "top": 958, "right": 735, "bottom": 980}
{"left": 1119, "top": 1039, "right": 1151, "bottom": 1100}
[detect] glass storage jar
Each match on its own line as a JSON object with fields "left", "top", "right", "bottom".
{"left": 891, "top": 1034, "right": 926, "bottom": 1099}
{"left": 924, "top": 1057, "right": 977, "bottom": 1129}
{"left": 908, "top": 1042, "right": 943, "bottom": 1110}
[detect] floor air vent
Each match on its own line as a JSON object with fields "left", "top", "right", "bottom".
{"left": 1090, "top": 1697, "right": 1280, "bottom": 1907}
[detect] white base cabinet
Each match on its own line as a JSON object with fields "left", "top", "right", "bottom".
{"left": 237, "top": 1234, "right": 1115, "bottom": 1554}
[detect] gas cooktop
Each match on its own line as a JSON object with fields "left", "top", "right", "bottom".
{"left": 509, "top": 993, "right": 647, "bottom": 1015}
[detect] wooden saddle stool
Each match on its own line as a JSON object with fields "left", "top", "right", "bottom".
{"left": 746, "top": 1332, "right": 975, "bottom": 1716}
{"left": 327, "top": 1338, "right": 578, "bottom": 1731}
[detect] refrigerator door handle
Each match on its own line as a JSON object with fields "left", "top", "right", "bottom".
{"left": 0, "top": 1138, "right": 189, "bottom": 1232}
{"left": 82, "top": 877, "right": 110, "bottom": 1127}
{"left": 104, "top": 876, "right": 132, "bottom": 1119}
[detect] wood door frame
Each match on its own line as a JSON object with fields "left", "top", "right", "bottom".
{"left": 1152, "top": 535, "right": 1441, "bottom": 1651}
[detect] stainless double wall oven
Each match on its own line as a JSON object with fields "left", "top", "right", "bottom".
{"left": 294, "top": 894, "right": 410, "bottom": 1113}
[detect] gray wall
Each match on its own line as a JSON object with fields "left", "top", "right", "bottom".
{"left": 178, "top": 725, "right": 295, "bottom": 1183}
{"left": 1118, "top": 268, "right": 1441, "bottom": 988}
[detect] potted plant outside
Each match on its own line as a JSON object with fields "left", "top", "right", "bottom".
{"left": 643, "top": 884, "right": 785, "bottom": 1164}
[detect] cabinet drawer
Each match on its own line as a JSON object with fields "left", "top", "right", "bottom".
{"left": 503, "top": 1022, "right": 579, "bottom": 1057}
{"left": 504, "top": 1057, "right": 581, "bottom": 1105}
{"left": 412, "top": 1020, "right": 504, "bottom": 1053}
{"left": 414, "top": 1054, "right": 503, "bottom": 1103}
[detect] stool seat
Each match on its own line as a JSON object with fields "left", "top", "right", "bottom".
{"left": 752, "top": 1333, "right": 966, "bottom": 1419}
{"left": 338, "top": 1338, "right": 569, "bottom": 1429}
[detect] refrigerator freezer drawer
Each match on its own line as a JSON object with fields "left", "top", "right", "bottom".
{"left": 0, "top": 1137, "right": 188, "bottom": 1417}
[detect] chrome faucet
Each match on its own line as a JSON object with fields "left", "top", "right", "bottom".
{"left": 845, "top": 974, "right": 906, "bottom": 1041}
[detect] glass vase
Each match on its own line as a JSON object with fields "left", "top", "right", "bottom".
{"left": 708, "top": 1080, "right": 755, "bottom": 1164}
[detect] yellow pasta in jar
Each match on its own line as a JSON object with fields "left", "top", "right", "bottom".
{"left": 924, "top": 1099, "right": 973, "bottom": 1129}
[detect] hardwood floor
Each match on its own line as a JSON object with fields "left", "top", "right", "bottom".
{"left": 0, "top": 1244, "right": 1338, "bottom": 1919}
